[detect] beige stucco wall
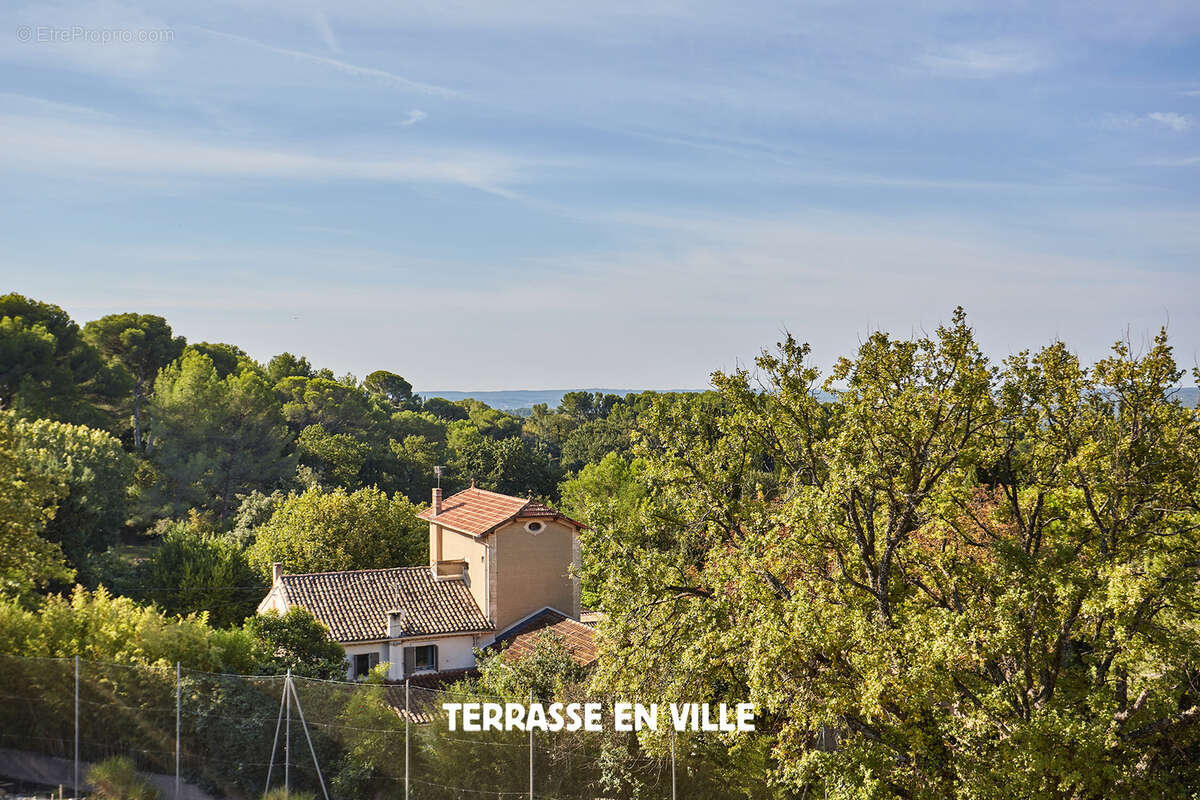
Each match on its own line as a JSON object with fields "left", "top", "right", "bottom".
{"left": 493, "top": 518, "right": 579, "bottom": 633}
{"left": 438, "top": 528, "right": 489, "bottom": 623}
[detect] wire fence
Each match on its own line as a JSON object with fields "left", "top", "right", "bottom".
{"left": 0, "top": 655, "right": 728, "bottom": 800}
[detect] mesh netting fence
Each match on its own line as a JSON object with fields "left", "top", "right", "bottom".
{"left": 0, "top": 655, "right": 740, "bottom": 800}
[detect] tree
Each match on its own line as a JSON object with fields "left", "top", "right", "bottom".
{"left": 452, "top": 435, "right": 560, "bottom": 498}
{"left": 276, "top": 376, "right": 383, "bottom": 438}
{"left": 149, "top": 351, "right": 294, "bottom": 521}
{"left": 266, "top": 352, "right": 313, "bottom": 384}
{"left": 0, "top": 585, "right": 255, "bottom": 671}
{"left": 589, "top": 312, "right": 1200, "bottom": 798}
{"left": 0, "top": 409, "right": 74, "bottom": 596}
{"left": 187, "top": 342, "right": 248, "bottom": 379}
{"left": 558, "top": 453, "right": 649, "bottom": 607}
{"left": 83, "top": 313, "right": 185, "bottom": 452}
{"left": 364, "top": 370, "right": 413, "bottom": 408}
{"left": 422, "top": 396, "right": 469, "bottom": 422}
{"left": 16, "top": 416, "right": 134, "bottom": 574}
{"left": 296, "top": 424, "right": 371, "bottom": 488}
{"left": 243, "top": 606, "right": 346, "bottom": 679}
{"left": 246, "top": 486, "right": 426, "bottom": 577}
{"left": 474, "top": 631, "right": 589, "bottom": 700}
{"left": 126, "top": 517, "right": 263, "bottom": 627}
{"left": 0, "top": 294, "right": 126, "bottom": 428}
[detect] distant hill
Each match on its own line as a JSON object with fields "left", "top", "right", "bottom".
{"left": 419, "top": 387, "right": 1199, "bottom": 414}
{"left": 416, "top": 389, "right": 694, "bottom": 413}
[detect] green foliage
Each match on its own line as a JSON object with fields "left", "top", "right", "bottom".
{"left": 186, "top": 342, "right": 249, "bottom": 379}
{"left": 363, "top": 369, "right": 413, "bottom": 408}
{"left": 277, "top": 375, "right": 382, "bottom": 438}
{"left": 87, "top": 755, "right": 163, "bottom": 800}
{"left": 0, "top": 409, "right": 74, "bottom": 596}
{"left": 262, "top": 790, "right": 316, "bottom": 800}
{"left": 243, "top": 607, "right": 346, "bottom": 678}
{"left": 246, "top": 486, "right": 426, "bottom": 576}
{"left": 0, "top": 586, "right": 254, "bottom": 671}
{"left": 589, "top": 311, "right": 1200, "bottom": 798}
{"left": 125, "top": 517, "right": 263, "bottom": 627}
{"left": 422, "top": 396, "right": 469, "bottom": 421}
{"left": 473, "top": 631, "right": 589, "bottom": 700}
{"left": 452, "top": 434, "right": 560, "bottom": 497}
{"left": 83, "top": 312, "right": 185, "bottom": 451}
{"left": 0, "top": 294, "right": 127, "bottom": 428}
{"left": 16, "top": 415, "right": 134, "bottom": 575}
{"left": 149, "top": 350, "right": 294, "bottom": 521}
{"left": 296, "top": 424, "right": 371, "bottom": 488}
{"left": 266, "top": 352, "right": 313, "bottom": 383}
{"left": 558, "top": 453, "right": 649, "bottom": 607}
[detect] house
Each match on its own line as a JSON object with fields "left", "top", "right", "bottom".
{"left": 256, "top": 485, "right": 590, "bottom": 681}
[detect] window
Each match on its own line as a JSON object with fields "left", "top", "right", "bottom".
{"left": 353, "top": 651, "right": 380, "bottom": 679}
{"left": 525, "top": 520, "right": 544, "bottom": 534}
{"left": 405, "top": 644, "right": 438, "bottom": 674}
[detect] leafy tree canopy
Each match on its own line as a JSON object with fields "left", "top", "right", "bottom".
{"left": 0, "top": 294, "right": 127, "bottom": 428}
{"left": 588, "top": 311, "right": 1200, "bottom": 798}
{"left": 15, "top": 415, "right": 133, "bottom": 576}
{"left": 0, "top": 409, "right": 74, "bottom": 597}
{"left": 243, "top": 606, "right": 346, "bottom": 679}
{"left": 83, "top": 312, "right": 185, "bottom": 451}
{"left": 148, "top": 350, "right": 294, "bottom": 521}
{"left": 246, "top": 486, "right": 426, "bottom": 577}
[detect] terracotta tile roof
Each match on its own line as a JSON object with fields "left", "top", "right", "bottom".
{"left": 579, "top": 609, "right": 606, "bottom": 627}
{"left": 279, "top": 566, "right": 491, "bottom": 643}
{"left": 417, "top": 486, "right": 584, "bottom": 537}
{"left": 490, "top": 608, "right": 598, "bottom": 667}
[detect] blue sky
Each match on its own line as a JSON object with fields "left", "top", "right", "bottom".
{"left": 1, "top": 0, "right": 1198, "bottom": 390}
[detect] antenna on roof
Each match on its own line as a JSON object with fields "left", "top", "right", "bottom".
{"left": 433, "top": 465, "right": 445, "bottom": 488}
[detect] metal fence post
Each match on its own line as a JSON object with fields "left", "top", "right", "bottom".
{"left": 671, "top": 733, "right": 676, "bottom": 800}
{"left": 404, "top": 679, "right": 410, "bottom": 800}
{"left": 285, "top": 669, "right": 291, "bottom": 799}
{"left": 73, "top": 655, "right": 79, "bottom": 799}
{"left": 175, "top": 661, "right": 181, "bottom": 800}
{"left": 529, "top": 689, "right": 534, "bottom": 800}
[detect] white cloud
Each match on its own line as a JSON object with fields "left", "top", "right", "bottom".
{"left": 394, "top": 109, "right": 428, "bottom": 127}
{"left": 193, "top": 27, "right": 459, "bottom": 96}
{"left": 918, "top": 41, "right": 1044, "bottom": 77}
{"left": 0, "top": 113, "right": 523, "bottom": 194}
{"left": 1146, "top": 111, "right": 1192, "bottom": 131}
{"left": 1103, "top": 111, "right": 1193, "bottom": 132}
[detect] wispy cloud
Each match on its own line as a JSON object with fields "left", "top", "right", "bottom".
{"left": 193, "top": 27, "right": 459, "bottom": 97}
{"left": 0, "top": 114, "right": 522, "bottom": 194}
{"left": 1103, "top": 111, "right": 1194, "bottom": 132}
{"left": 1145, "top": 156, "right": 1200, "bottom": 167}
{"left": 0, "top": 92, "right": 114, "bottom": 120}
{"left": 1147, "top": 111, "right": 1193, "bottom": 131}
{"left": 394, "top": 110, "right": 428, "bottom": 127}
{"left": 918, "top": 42, "right": 1044, "bottom": 77}
{"left": 307, "top": 2, "right": 340, "bottom": 52}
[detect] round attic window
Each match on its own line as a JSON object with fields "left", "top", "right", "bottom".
{"left": 524, "top": 520, "right": 545, "bottom": 534}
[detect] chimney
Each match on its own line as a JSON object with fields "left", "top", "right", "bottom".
{"left": 272, "top": 562, "right": 283, "bottom": 585}
{"left": 386, "top": 608, "right": 407, "bottom": 638}
{"left": 432, "top": 486, "right": 442, "bottom": 514}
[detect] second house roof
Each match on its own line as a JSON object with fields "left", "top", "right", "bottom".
{"left": 279, "top": 566, "right": 491, "bottom": 642}
{"left": 417, "top": 486, "right": 584, "bottom": 537}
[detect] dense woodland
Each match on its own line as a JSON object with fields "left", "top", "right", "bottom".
{"left": 3, "top": 293, "right": 1200, "bottom": 799}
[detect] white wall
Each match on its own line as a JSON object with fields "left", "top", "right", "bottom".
{"left": 340, "top": 633, "right": 480, "bottom": 681}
